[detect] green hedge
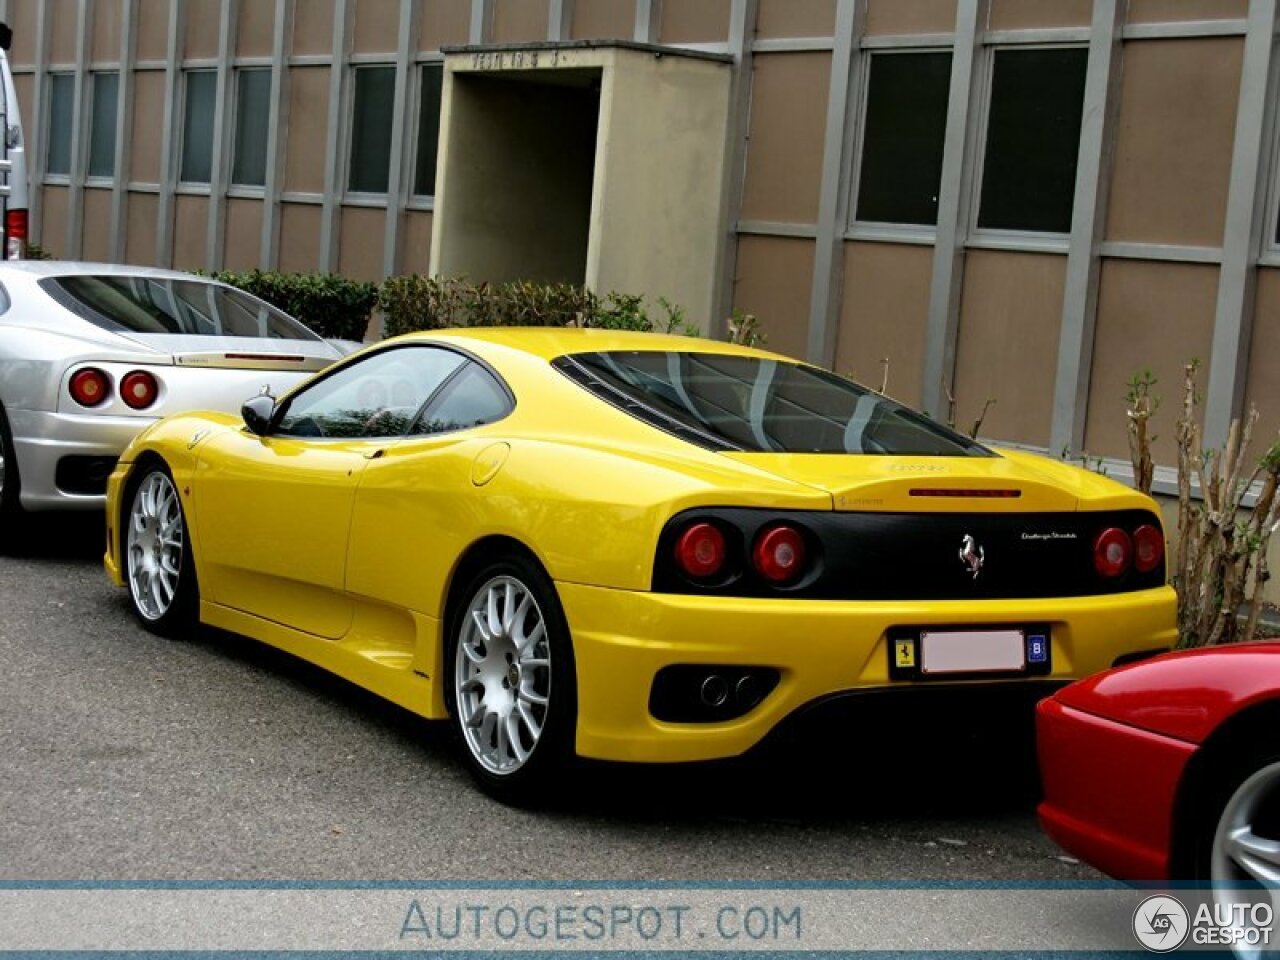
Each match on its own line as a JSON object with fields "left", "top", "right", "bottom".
{"left": 213, "top": 269, "right": 378, "bottom": 342}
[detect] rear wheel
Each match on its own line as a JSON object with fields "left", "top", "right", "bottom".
{"left": 125, "top": 463, "right": 199, "bottom": 637}
{"left": 0, "top": 402, "right": 24, "bottom": 548}
{"left": 444, "top": 554, "right": 576, "bottom": 805}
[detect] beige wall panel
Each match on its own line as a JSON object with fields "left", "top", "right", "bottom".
{"left": 353, "top": 0, "right": 399, "bottom": 53}
{"left": 338, "top": 207, "right": 385, "bottom": 282}
{"left": 40, "top": 187, "right": 68, "bottom": 255}
{"left": 237, "top": 0, "right": 276, "bottom": 58}
{"left": 50, "top": 0, "right": 77, "bottom": 64}
{"left": 278, "top": 203, "right": 322, "bottom": 273}
{"left": 284, "top": 67, "right": 330, "bottom": 194}
{"left": 865, "top": 0, "right": 956, "bottom": 36}
{"left": 125, "top": 191, "right": 158, "bottom": 264}
{"left": 1128, "top": 0, "right": 1248, "bottom": 23}
{"left": 136, "top": 0, "right": 170, "bottom": 61}
{"left": 835, "top": 242, "right": 932, "bottom": 408}
{"left": 988, "top": 0, "right": 1091, "bottom": 29}
{"left": 173, "top": 196, "right": 209, "bottom": 270}
{"left": 92, "top": 0, "right": 124, "bottom": 64}
{"left": 420, "top": 0, "right": 472, "bottom": 49}
{"left": 570, "top": 0, "right": 634, "bottom": 40}
{"left": 756, "top": 0, "right": 836, "bottom": 38}
{"left": 1105, "top": 38, "right": 1242, "bottom": 247}
{"left": 80, "top": 189, "right": 114, "bottom": 262}
{"left": 740, "top": 52, "right": 830, "bottom": 225}
{"left": 130, "top": 70, "right": 165, "bottom": 185}
{"left": 223, "top": 199, "right": 265, "bottom": 272}
{"left": 732, "top": 236, "right": 814, "bottom": 361}
{"left": 1242, "top": 268, "right": 1280, "bottom": 465}
{"left": 659, "top": 0, "right": 730, "bottom": 43}
{"left": 13, "top": 74, "right": 34, "bottom": 140}
{"left": 1084, "top": 259, "right": 1218, "bottom": 463}
{"left": 184, "top": 0, "right": 221, "bottom": 60}
{"left": 493, "top": 0, "right": 549, "bottom": 42}
{"left": 953, "top": 251, "right": 1065, "bottom": 447}
{"left": 402, "top": 210, "right": 434, "bottom": 276}
{"left": 9, "top": 0, "right": 40, "bottom": 67}
{"left": 293, "top": 0, "right": 335, "bottom": 56}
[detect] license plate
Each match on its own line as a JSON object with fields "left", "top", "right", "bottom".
{"left": 921, "top": 629, "right": 1027, "bottom": 675}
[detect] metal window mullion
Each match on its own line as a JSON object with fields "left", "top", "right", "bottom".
{"left": 548, "top": 0, "right": 573, "bottom": 41}
{"left": 470, "top": 0, "right": 493, "bottom": 44}
{"left": 110, "top": 0, "right": 139, "bottom": 263}
{"left": 318, "top": 0, "right": 352, "bottom": 273}
{"left": 29, "top": 0, "right": 50, "bottom": 246}
{"left": 920, "top": 0, "right": 988, "bottom": 419}
{"left": 805, "top": 0, "right": 866, "bottom": 367}
{"left": 155, "top": 0, "right": 187, "bottom": 267}
{"left": 1048, "top": 0, "right": 1126, "bottom": 458}
{"left": 634, "top": 0, "right": 661, "bottom": 44}
{"left": 711, "top": 0, "right": 759, "bottom": 337}
{"left": 65, "top": 0, "right": 92, "bottom": 259}
{"left": 260, "top": 0, "right": 293, "bottom": 269}
{"left": 204, "top": 0, "right": 239, "bottom": 272}
{"left": 380, "top": 0, "right": 420, "bottom": 288}
{"left": 1203, "top": 0, "right": 1280, "bottom": 449}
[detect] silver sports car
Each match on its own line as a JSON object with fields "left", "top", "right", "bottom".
{"left": 0, "top": 262, "right": 344, "bottom": 530}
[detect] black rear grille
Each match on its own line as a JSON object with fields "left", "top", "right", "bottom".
{"left": 653, "top": 508, "right": 1166, "bottom": 600}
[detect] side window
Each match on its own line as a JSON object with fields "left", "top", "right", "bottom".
{"left": 276, "top": 347, "right": 466, "bottom": 439}
{"left": 412, "top": 362, "right": 511, "bottom": 436}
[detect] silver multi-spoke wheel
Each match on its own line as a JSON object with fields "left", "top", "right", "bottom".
{"left": 127, "top": 470, "right": 185, "bottom": 621}
{"left": 454, "top": 575, "right": 552, "bottom": 776}
{"left": 1211, "top": 760, "right": 1280, "bottom": 959}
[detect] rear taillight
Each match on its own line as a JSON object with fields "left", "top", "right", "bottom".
{"left": 674, "top": 522, "right": 726, "bottom": 579}
{"left": 69, "top": 368, "right": 110, "bottom": 407}
{"left": 752, "top": 524, "right": 807, "bottom": 584}
{"left": 1093, "top": 527, "right": 1133, "bottom": 578}
{"left": 1133, "top": 524, "right": 1165, "bottom": 574}
{"left": 120, "top": 370, "right": 159, "bottom": 410}
{"left": 5, "top": 209, "right": 27, "bottom": 260}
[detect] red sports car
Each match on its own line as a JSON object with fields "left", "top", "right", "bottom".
{"left": 1037, "top": 643, "right": 1280, "bottom": 884}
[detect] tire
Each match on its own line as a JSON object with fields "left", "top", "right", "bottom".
{"left": 0, "top": 402, "right": 25, "bottom": 549}
{"left": 123, "top": 462, "right": 199, "bottom": 637}
{"left": 444, "top": 553, "right": 577, "bottom": 805}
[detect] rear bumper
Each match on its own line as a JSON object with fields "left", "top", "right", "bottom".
{"left": 559, "top": 581, "right": 1178, "bottom": 763}
{"left": 1037, "top": 697, "right": 1195, "bottom": 882}
{"left": 8, "top": 408, "right": 151, "bottom": 510}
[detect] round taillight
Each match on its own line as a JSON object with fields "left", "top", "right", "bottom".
{"left": 69, "top": 368, "right": 110, "bottom": 407}
{"left": 1093, "top": 527, "right": 1133, "bottom": 578}
{"left": 1133, "top": 524, "right": 1165, "bottom": 574}
{"left": 120, "top": 370, "right": 159, "bottom": 410}
{"left": 674, "top": 522, "right": 726, "bottom": 579}
{"left": 753, "top": 524, "right": 807, "bottom": 584}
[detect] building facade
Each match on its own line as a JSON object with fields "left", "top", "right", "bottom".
{"left": 5, "top": 0, "right": 1280, "bottom": 478}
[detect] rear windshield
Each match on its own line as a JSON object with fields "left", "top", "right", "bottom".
{"left": 554, "top": 351, "right": 989, "bottom": 456}
{"left": 41, "top": 275, "right": 322, "bottom": 341}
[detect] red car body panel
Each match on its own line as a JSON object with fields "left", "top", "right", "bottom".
{"left": 1037, "top": 642, "right": 1280, "bottom": 882}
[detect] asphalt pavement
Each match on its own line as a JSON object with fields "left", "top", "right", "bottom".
{"left": 0, "top": 513, "right": 1099, "bottom": 881}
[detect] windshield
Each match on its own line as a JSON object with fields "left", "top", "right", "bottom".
{"left": 554, "top": 351, "right": 989, "bottom": 456}
{"left": 42, "top": 275, "right": 322, "bottom": 341}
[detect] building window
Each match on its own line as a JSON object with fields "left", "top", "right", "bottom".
{"left": 976, "top": 47, "right": 1088, "bottom": 234}
{"left": 46, "top": 73, "right": 75, "bottom": 176}
{"left": 854, "top": 51, "right": 952, "bottom": 227}
{"left": 232, "top": 68, "right": 272, "bottom": 187}
{"left": 349, "top": 65, "right": 396, "bottom": 194}
{"left": 180, "top": 69, "right": 217, "bottom": 184}
{"left": 413, "top": 64, "right": 443, "bottom": 198}
{"left": 87, "top": 71, "right": 119, "bottom": 179}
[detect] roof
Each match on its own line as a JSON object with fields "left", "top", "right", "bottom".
{"left": 0, "top": 260, "right": 205, "bottom": 282}
{"left": 402, "top": 325, "right": 787, "bottom": 362}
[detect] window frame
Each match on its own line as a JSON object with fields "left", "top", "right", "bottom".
{"left": 229, "top": 66, "right": 273, "bottom": 192}
{"left": 178, "top": 67, "right": 219, "bottom": 188}
{"left": 409, "top": 59, "right": 445, "bottom": 206}
{"left": 1258, "top": 36, "right": 1280, "bottom": 266}
{"left": 86, "top": 70, "right": 120, "bottom": 183}
{"left": 964, "top": 40, "right": 1089, "bottom": 249}
{"left": 344, "top": 62, "right": 398, "bottom": 200}
{"left": 44, "top": 71, "right": 76, "bottom": 183}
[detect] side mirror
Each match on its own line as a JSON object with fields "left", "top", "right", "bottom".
{"left": 241, "top": 394, "right": 276, "bottom": 436}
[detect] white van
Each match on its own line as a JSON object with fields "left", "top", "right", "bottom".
{"left": 0, "top": 23, "right": 29, "bottom": 259}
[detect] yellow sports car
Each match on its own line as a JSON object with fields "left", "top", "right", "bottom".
{"left": 104, "top": 328, "right": 1177, "bottom": 801}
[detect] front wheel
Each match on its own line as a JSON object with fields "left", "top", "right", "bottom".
{"left": 445, "top": 555, "right": 577, "bottom": 804}
{"left": 125, "top": 464, "right": 199, "bottom": 637}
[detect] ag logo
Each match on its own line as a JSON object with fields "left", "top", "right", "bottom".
{"left": 1133, "top": 895, "right": 1189, "bottom": 953}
